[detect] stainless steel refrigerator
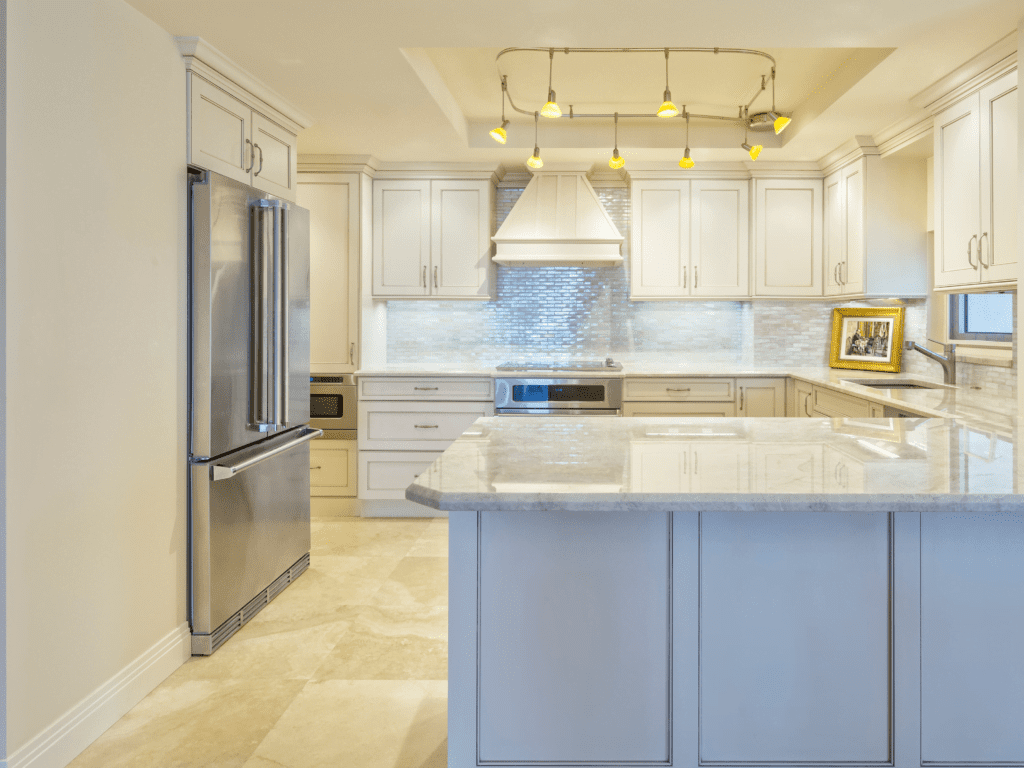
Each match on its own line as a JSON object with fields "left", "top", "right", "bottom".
{"left": 188, "top": 169, "right": 320, "bottom": 656}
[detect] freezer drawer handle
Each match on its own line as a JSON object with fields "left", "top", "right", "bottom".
{"left": 209, "top": 427, "right": 323, "bottom": 481}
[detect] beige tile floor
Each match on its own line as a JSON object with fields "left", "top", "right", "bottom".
{"left": 68, "top": 507, "right": 449, "bottom": 768}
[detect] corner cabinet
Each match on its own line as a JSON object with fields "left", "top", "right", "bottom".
{"left": 630, "top": 179, "right": 749, "bottom": 299}
{"left": 824, "top": 155, "right": 928, "bottom": 298}
{"left": 753, "top": 178, "right": 823, "bottom": 297}
{"left": 934, "top": 68, "right": 1018, "bottom": 290}
{"left": 372, "top": 179, "right": 495, "bottom": 299}
{"left": 178, "top": 38, "right": 310, "bottom": 203}
{"left": 297, "top": 173, "right": 361, "bottom": 373}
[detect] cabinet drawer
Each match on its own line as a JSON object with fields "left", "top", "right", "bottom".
{"left": 812, "top": 386, "right": 873, "bottom": 418}
{"left": 359, "top": 450, "right": 442, "bottom": 500}
{"left": 623, "top": 401, "right": 736, "bottom": 417}
{"left": 624, "top": 377, "right": 734, "bottom": 401}
{"left": 359, "top": 377, "right": 493, "bottom": 401}
{"left": 359, "top": 401, "right": 493, "bottom": 451}
{"left": 310, "top": 441, "right": 357, "bottom": 497}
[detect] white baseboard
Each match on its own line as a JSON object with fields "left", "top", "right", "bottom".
{"left": 359, "top": 499, "right": 449, "bottom": 518}
{"left": 6, "top": 622, "right": 191, "bottom": 768}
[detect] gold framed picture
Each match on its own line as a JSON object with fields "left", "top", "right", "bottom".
{"left": 829, "top": 306, "right": 905, "bottom": 373}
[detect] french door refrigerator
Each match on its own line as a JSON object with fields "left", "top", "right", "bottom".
{"left": 188, "top": 169, "right": 320, "bottom": 655}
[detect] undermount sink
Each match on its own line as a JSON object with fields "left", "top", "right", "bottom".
{"left": 841, "top": 378, "right": 945, "bottom": 390}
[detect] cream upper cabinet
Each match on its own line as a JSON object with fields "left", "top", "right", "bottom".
{"left": 753, "top": 178, "right": 822, "bottom": 297}
{"left": 934, "top": 69, "right": 1017, "bottom": 289}
{"left": 187, "top": 74, "right": 299, "bottom": 201}
{"left": 691, "top": 180, "right": 750, "bottom": 297}
{"left": 297, "top": 173, "right": 360, "bottom": 373}
{"left": 823, "top": 154, "right": 927, "bottom": 298}
{"left": 373, "top": 179, "right": 494, "bottom": 299}
{"left": 630, "top": 179, "right": 748, "bottom": 299}
{"left": 630, "top": 180, "right": 690, "bottom": 298}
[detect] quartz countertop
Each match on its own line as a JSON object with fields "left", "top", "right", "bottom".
{"left": 406, "top": 416, "right": 1019, "bottom": 513}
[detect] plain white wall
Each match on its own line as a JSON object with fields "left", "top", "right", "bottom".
{"left": 6, "top": 0, "right": 186, "bottom": 754}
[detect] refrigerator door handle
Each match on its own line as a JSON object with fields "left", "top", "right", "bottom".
{"left": 253, "top": 199, "right": 291, "bottom": 430}
{"left": 278, "top": 203, "right": 289, "bottom": 426}
{"left": 205, "top": 427, "right": 323, "bottom": 481}
{"left": 250, "top": 202, "right": 270, "bottom": 429}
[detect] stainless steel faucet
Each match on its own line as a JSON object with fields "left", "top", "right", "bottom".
{"left": 904, "top": 340, "right": 956, "bottom": 385}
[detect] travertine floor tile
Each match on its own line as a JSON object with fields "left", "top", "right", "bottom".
{"left": 243, "top": 680, "right": 447, "bottom": 768}
{"left": 67, "top": 678, "right": 306, "bottom": 768}
{"left": 372, "top": 557, "right": 448, "bottom": 608}
{"left": 407, "top": 520, "right": 450, "bottom": 557}
{"left": 311, "top": 519, "right": 430, "bottom": 557}
{"left": 312, "top": 605, "right": 447, "bottom": 681}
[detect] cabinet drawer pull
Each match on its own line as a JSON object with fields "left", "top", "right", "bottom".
{"left": 414, "top": 424, "right": 439, "bottom": 429}
{"left": 666, "top": 387, "right": 691, "bottom": 393}
{"left": 414, "top": 386, "right": 439, "bottom": 390}
{"left": 310, "top": 465, "right": 322, "bottom": 470}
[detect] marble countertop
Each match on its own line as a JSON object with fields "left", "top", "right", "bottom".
{"left": 406, "top": 416, "right": 1019, "bottom": 513}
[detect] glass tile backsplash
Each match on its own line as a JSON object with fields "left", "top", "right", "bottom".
{"left": 386, "top": 186, "right": 1011, "bottom": 394}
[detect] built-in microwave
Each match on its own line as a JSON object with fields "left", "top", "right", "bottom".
{"left": 310, "top": 374, "right": 356, "bottom": 435}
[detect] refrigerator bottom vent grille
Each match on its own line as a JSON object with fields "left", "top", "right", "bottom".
{"left": 197, "top": 552, "right": 312, "bottom": 655}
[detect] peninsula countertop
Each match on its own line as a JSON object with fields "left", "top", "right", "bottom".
{"left": 406, "top": 416, "right": 1018, "bottom": 513}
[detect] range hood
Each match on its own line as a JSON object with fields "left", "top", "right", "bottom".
{"left": 492, "top": 170, "right": 624, "bottom": 267}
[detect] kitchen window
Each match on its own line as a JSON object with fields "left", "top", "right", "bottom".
{"left": 948, "top": 291, "right": 1014, "bottom": 343}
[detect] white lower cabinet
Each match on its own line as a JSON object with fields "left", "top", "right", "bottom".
{"left": 357, "top": 376, "right": 494, "bottom": 501}
{"left": 736, "top": 378, "right": 786, "bottom": 417}
{"left": 810, "top": 386, "right": 874, "bottom": 418}
{"left": 628, "top": 442, "right": 750, "bottom": 493}
{"left": 310, "top": 438, "right": 358, "bottom": 497}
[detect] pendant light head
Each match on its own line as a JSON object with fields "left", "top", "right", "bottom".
{"left": 657, "top": 50, "right": 679, "bottom": 117}
{"left": 540, "top": 50, "right": 561, "bottom": 118}
{"left": 768, "top": 111, "right": 791, "bottom": 134}
{"left": 608, "top": 112, "right": 625, "bottom": 169}
{"left": 679, "top": 109, "right": 694, "bottom": 168}
{"left": 527, "top": 111, "right": 543, "bottom": 168}
{"left": 742, "top": 142, "right": 763, "bottom": 161}
{"left": 489, "top": 119, "right": 509, "bottom": 144}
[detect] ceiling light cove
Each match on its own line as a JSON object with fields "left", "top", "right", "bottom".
{"left": 491, "top": 46, "right": 788, "bottom": 168}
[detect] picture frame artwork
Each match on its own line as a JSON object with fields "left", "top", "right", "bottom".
{"left": 829, "top": 306, "right": 905, "bottom": 373}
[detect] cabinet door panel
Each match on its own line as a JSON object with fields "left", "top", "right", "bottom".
{"left": 980, "top": 74, "right": 1018, "bottom": 283}
{"left": 631, "top": 182, "right": 689, "bottom": 297}
{"left": 921, "top": 511, "right": 1024, "bottom": 762}
{"left": 753, "top": 444, "right": 821, "bottom": 492}
{"left": 251, "top": 113, "right": 296, "bottom": 201}
{"left": 842, "top": 161, "right": 865, "bottom": 294}
{"left": 373, "top": 181, "right": 430, "bottom": 296}
{"left": 691, "top": 180, "right": 749, "bottom": 296}
{"left": 298, "top": 175, "right": 359, "bottom": 373}
{"left": 358, "top": 450, "right": 442, "bottom": 499}
{"left": 700, "top": 511, "right": 891, "bottom": 762}
{"left": 310, "top": 440, "right": 357, "bottom": 497}
{"left": 935, "top": 96, "right": 981, "bottom": 287}
{"left": 691, "top": 443, "right": 749, "bottom": 493}
{"left": 628, "top": 442, "right": 689, "bottom": 492}
{"left": 737, "top": 378, "right": 785, "bottom": 417}
{"left": 754, "top": 179, "right": 822, "bottom": 296}
{"left": 188, "top": 75, "right": 250, "bottom": 184}
{"left": 824, "top": 171, "right": 844, "bottom": 296}
{"left": 431, "top": 181, "right": 492, "bottom": 297}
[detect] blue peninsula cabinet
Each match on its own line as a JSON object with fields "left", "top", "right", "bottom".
{"left": 406, "top": 417, "right": 1022, "bottom": 768}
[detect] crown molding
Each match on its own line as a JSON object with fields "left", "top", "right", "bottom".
{"left": 297, "top": 154, "right": 379, "bottom": 176}
{"left": 910, "top": 31, "right": 1017, "bottom": 113}
{"left": 746, "top": 161, "right": 823, "bottom": 179}
{"left": 371, "top": 161, "right": 501, "bottom": 184}
{"left": 176, "top": 36, "right": 313, "bottom": 131}
{"left": 587, "top": 167, "right": 629, "bottom": 188}
{"left": 875, "top": 115, "right": 934, "bottom": 158}
{"left": 818, "top": 136, "right": 881, "bottom": 176}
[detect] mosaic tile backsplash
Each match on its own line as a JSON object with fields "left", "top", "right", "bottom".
{"left": 387, "top": 186, "right": 1014, "bottom": 396}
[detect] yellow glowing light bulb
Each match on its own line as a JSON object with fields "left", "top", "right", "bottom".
{"left": 773, "top": 114, "right": 791, "bottom": 134}
{"left": 679, "top": 148, "right": 694, "bottom": 169}
{"left": 541, "top": 90, "right": 561, "bottom": 118}
{"left": 489, "top": 120, "right": 509, "bottom": 144}
{"left": 527, "top": 147, "right": 543, "bottom": 169}
{"left": 657, "top": 98, "right": 679, "bottom": 118}
{"left": 609, "top": 149, "right": 625, "bottom": 170}
{"left": 742, "top": 142, "right": 762, "bottom": 161}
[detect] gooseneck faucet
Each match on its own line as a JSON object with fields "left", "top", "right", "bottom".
{"left": 904, "top": 340, "right": 956, "bottom": 385}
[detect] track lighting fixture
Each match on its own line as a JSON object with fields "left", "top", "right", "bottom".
{"left": 679, "top": 108, "right": 694, "bottom": 169}
{"left": 609, "top": 113, "right": 625, "bottom": 169}
{"left": 540, "top": 49, "right": 562, "bottom": 118}
{"left": 657, "top": 49, "right": 679, "bottom": 118}
{"left": 490, "top": 47, "right": 785, "bottom": 167}
{"left": 527, "top": 112, "right": 543, "bottom": 168}
{"left": 490, "top": 77, "right": 510, "bottom": 143}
